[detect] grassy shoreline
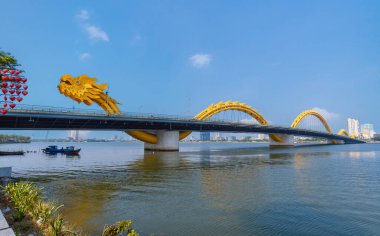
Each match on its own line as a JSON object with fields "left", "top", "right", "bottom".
{"left": 0, "top": 179, "right": 138, "bottom": 236}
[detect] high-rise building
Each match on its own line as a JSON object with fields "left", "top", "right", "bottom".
{"left": 200, "top": 132, "right": 211, "bottom": 141}
{"left": 361, "top": 123, "right": 375, "bottom": 139}
{"left": 347, "top": 118, "right": 360, "bottom": 138}
{"left": 68, "top": 130, "right": 79, "bottom": 141}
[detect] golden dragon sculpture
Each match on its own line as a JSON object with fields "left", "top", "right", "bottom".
{"left": 58, "top": 74, "right": 121, "bottom": 115}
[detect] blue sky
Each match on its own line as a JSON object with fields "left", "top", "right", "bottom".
{"left": 0, "top": 0, "right": 379, "bottom": 138}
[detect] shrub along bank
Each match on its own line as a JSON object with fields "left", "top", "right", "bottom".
{"left": 1, "top": 182, "right": 138, "bottom": 236}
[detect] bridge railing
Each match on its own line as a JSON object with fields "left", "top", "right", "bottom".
{"left": 10, "top": 104, "right": 201, "bottom": 121}
{"left": 6, "top": 104, "right": 349, "bottom": 130}
{"left": 6, "top": 104, "right": 364, "bottom": 142}
{"left": 9, "top": 104, "right": 294, "bottom": 126}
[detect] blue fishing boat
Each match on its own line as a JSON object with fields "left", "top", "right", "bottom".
{"left": 42, "top": 146, "right": 81, "bottom": 155}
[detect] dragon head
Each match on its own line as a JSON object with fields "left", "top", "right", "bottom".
{"left": 58, "top": 74, "right": 121, "bottom": 115}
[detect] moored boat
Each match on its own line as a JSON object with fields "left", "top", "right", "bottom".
{"left": 42, "top": 146, "right": 81, "bottom": 155}
{"left": 0, "top": 151, "right": 24, "bottom": 156}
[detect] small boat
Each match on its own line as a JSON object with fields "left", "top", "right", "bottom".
{"left": 0, "top": 151, "right": 24, "bottom": 156}
{"left": 42, "top": 146, "right": 81, "bottom": 155}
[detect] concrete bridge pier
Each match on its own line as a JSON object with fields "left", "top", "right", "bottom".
{"left": 144, "top": 130, "right": 179, "bottom": 151}
{"left": 269, "top": 134, "right": 294, "bottom": 147}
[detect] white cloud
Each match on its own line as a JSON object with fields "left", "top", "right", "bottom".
{"left": 77, "top": 10, "right": 90, "bottom": 20}
{"left": 240, "top": 118, "right": 259, "bottom": 124}
{"left": 79, "top": 52, "right": 91, "bottom": 61}
{"left": 311, "top": 107, "right": 340, "bottom": 120}
{"left": 189, "top": 54, "right": 211, "bottom": 68}
{"left": 84, "top": 25, "right": 109, "bottom": 42}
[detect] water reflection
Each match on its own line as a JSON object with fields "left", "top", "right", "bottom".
{"left": 1, "top": 142, "right": 380, "bottom": 235}
{"left": 43, "top": 153, "right": 81, "bottom": 159}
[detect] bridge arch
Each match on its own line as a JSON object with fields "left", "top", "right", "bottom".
{"left": 338, "top": 129, "right": 349, "bottom": 136}
{"left": 291, "top": 110, "right": 332, "bottom": 133}
{"left": 179, "top": 101, "right": 283, "bottom": 142}
{"left": 127, "top": 101, "right": 283, "bottom": 143}
{"left": 192, "top": 101, "right": 269, "bottom": 124}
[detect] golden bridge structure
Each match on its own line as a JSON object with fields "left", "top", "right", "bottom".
{"left": 0, "top": 74, "right": 365, "bottom": 151}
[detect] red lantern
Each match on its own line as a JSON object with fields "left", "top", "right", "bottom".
{"left": 22, "top": 91, "right": 28, "bottom": 96}
{"left": 1, "top": 88, "right": 7, "bottom": 94}
{"left": 15, "top": 77, "right": 21, "bottom": 82}
{"left": 9, "top": 90, "right": 15, "bottom": 95}
{"left": 8, "top": 77, "right": 14, "bottom": 82}
{"left": 23, "top": 85, "right": 28, "bottom": 90}
{"left": 22, "top": 78, "right": 27, "bottom": 83}
{"left": 15, "top": 70, "right": 21, "bottom": 75}
{"left": 9, "top": 103, "right": 16, "bottom": 109}
{"left": 9, "top": 83, "right": 14, "bottom": 88}
{"left": 16, "top": 97, "right": 22, "bottom": 102}
{"left": 9, "top": 70, "right": 15, "bottom": 75}
{"left": 10, "top": 96, "right": 15, "bottom": 101}
{"left": 16, "top": 90, "right": 21, "bottom": 95}
{"left": 2, "top": 76, "right": 8, "bottom": 80}
{"left": 16, "top": 84, "right": 21, "bottom": 89}
{"left": 1, "top": 109, "right": 7, "bottom": 115}
{"left": 2, "top": 69, "right": 8, "bottom": 74}
{"left": 4, "top": 96, "right": 7, "bottom": 101}
{"left": 3, "top": 103, "right": 7, "bottom": 108}
{"left": 2, "top": 82, "right": 8, "bottom": 87}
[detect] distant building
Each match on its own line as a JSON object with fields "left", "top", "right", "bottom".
{"left": 229, "top": 136, "right": 237, "bottom": 141}
{"left": 200, "top": 132, "right": 211, "bottom": 141}
{"left": 243, "top": 136, "right": 252, "bottom": 141}
{"left": 361, "top": 123, "right": 375, "bottom": 139}
{"left": 68, "top": 130, "right": 79, "bottom": 141}
{"left": 257, "top": 134, "right": 265, "bottom": 140}
{"left": 373, "top": 134, "right": 380, "bottom": 141}
{"left": 347, "top": 118, "right": 360, "bottom": 138}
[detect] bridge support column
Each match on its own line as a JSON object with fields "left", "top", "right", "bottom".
{"left": 269, "top": 134, "right": 294, "bottom": 147}
{"left": 144, "top": 131, "right": 179, "bottom": 151}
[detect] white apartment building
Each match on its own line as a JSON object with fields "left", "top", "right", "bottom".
{"left": 347, "top": 118, "right": 360, "bottom": 138}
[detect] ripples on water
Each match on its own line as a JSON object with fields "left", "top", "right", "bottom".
{"left": 1, "top": 142, "right": 380, "bottom": 235}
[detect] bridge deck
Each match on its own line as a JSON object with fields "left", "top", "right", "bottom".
{"left": 0, "top": 106, "right": 365, "bottom": 144}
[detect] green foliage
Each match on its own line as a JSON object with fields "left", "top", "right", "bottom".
{"left": 48, "top": 214, "right": 65, "bottom": 236}
{"left": 34, "top": 201, "right": 63, "bottom": 226}
{"left": 3, "top": 182, "right": 71, "bottom": 235}
{"left": 4, "top": 182, "right": 139, "bottom": 236}
{"left": 0, "top": 50, "right": 20, "bottom": 69}
{"left": 4, "top": 182, "right": 42, "bottom": 221}
{"left": 102, "top": 220, "right": 139, "bottom": 236}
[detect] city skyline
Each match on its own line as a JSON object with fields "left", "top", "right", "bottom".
{"left": 0, "top": 1, "right": 379, "bottom": 138}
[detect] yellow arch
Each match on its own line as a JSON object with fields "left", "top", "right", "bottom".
{"left": 127, "top": 101, "right": 283, "bottom": 143}
{"left": 291, "top": 110, "right": 332, "bottom": 133}
{"left": 338, "top": 129, "right": 349, "bottom": 136}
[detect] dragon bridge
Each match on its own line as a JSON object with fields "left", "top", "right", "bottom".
{"left": 57, "top": 75, "right": 354, "bottom": 146}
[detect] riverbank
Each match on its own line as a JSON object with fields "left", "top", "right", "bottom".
{"left": 0, "top": 178, "right": 83, "bottom": 235}
{"left": 0, "top": 177, "right": 19, "bottom": 236}
{"left": 0, "top": 177, "right": 139, "bottom": 236}
{"left": 0, "top": 135, "right": 31, "bottom": 144}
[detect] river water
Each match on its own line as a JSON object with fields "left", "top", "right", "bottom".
{"left": 1, "top": 142, "right": 380, "bottom": 235}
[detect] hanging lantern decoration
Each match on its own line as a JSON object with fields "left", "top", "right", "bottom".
{"left": 0, "top": 68, "right": 29, "bottom": 115}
